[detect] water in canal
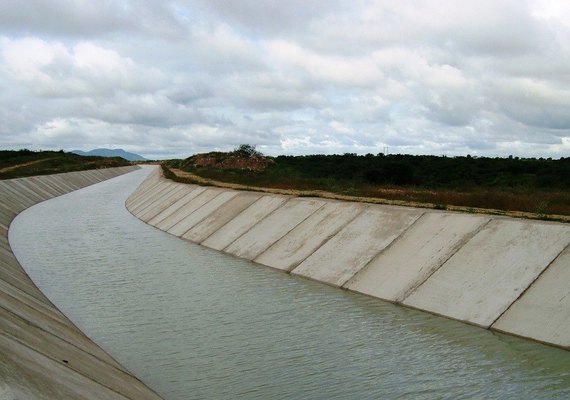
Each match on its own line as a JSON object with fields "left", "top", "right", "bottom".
{"left": 9, "top": 167, "right": 570, "bottom": 399}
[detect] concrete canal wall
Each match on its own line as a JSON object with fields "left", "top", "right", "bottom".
{"left": 1, "top": 166, "right": 163, "bottom": 400}
{"left": 128, "top": 167, "right": 570, "bottom": 350}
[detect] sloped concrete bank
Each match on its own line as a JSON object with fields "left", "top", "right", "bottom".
{"left": 128, "top": 166, "right": 570, "bottom": 350}
{"left": 1, "top": 166, "right": 163, "bottom": 400}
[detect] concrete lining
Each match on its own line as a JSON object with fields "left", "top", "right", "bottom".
{"left": 183, "top": 192, "right": 262, "bottom": 243}
{"left": 201, "top": 195, "right": 288, "bottom": 251}
{"left": 291, "top": 206, "right": 424, "bottom": 287}
{"left": 224, "top": 198, "right": 326, "bottom": 260}
{"left": 138, "top": 185, "right": 190, "bottom": 222}
{"left": 168, "top": 191, "right": 238, "bottom": 237}
{"left": 344, "top": 213, "right": 490, "bottom": 302}
{"left": 1, "top": 166, "right": 163, "bottom": 400}
{"left": 403, "top": 219, "right": 570, "bottom": 327}
{"left": 254, "top": 201, "right": 364, "bottom": 271}
{"left": 492, "top": 244, "right": 570, "bottom": 348}
{"left": 162, "top": 188, "right": 223, "bottom": 233}
{"left": 146, "top": 186, "right": 204, "bottom": 227}
{"left": 126, "top": 167, "right": 570, "bottom": 351}
{"left": 134, "top": 184, "right": 183, "bottom": 219}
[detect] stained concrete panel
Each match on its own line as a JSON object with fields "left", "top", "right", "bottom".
{"left": 291, "top": 206, "right": 424, "bottom": 287}
{"left": 168, "top": 191, "right": 238, "bottom": 237}
{"left": 183, "top": 192, "right": 262, "bottom": 243}
{"left": 2, "top": 310, "right": 157, "bottom": 400}
{"left": 138, "top": 185, "right": 189, "bottom": 222}
{"left": 403, "top": 219, "right": 570, "bottom": 327}
{"left": 224, "top": 198, "right": 325, "bottom": 260}
{"left": 0, "top": 335, "right": 132, "bottom": 400}
{"left": 127, "top": 181, "right": 167, "bottom": 213}
{"left": 201, "top": 195, "right": 288, "bottom": 251}
{"left": 254, "top": 201, "right": 364, "bottom": 271}
{"left": 344, "top": 213, "right": 490, "bottom": 302}
{"left": 492, "top": 244, "right": 570, "bottom": 348}
{"left": 126, "top": 175, "right": 160, "bottom": 208}
{"left": 129, "top": 180, "right": 170, "bottom": 208}
{"left": 134, "top": 184, "right": 184, "bottom": 219}
{"left": 146, "top": 186, "right": 204, "bottom": 227}
{"left": 0, "top": 287, "right": 119, "bottom": 367}
{"left": 130, "top": 183, "right": 177, "bottom": 215}
{"left": 157, "top": 188, "right": 222, "bottom": 231}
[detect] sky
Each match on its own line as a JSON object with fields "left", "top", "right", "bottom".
{"left": 1, "top": 1, "right": 570, "bottom": 159}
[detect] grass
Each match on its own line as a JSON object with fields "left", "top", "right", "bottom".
{"left": 163, "top": 165, "right": 570, "bottom": 223}
{"left": 0, "top": 149, "right": 132, "bottom": 179}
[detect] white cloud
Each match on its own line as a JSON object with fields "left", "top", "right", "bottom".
{"left": 0, "top": 0, "right": 569, "bottom": 159}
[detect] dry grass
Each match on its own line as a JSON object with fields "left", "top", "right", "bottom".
{"left": 165, "top": 167, "right": 570, "bottom": 223}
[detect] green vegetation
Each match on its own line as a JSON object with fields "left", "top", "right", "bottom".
{"left": 0, "top": 149, "right": 132, "bottom": 179}
{"left": 165, "top": 147, "right": 570, "bottom": 217}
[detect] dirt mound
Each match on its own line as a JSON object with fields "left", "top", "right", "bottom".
{"left": 186, "top": 153, "right": 274, "bottom": 171}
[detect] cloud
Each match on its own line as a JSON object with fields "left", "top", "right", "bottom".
{"left": 0, "top": 0, "right": 569, "bottom": 159}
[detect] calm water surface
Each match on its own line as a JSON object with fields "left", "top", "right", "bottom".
{"left": 9, "top": 167, "right": 570, "bottom": 399}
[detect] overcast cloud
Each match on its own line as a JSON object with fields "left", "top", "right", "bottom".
{"left": 1, "top": 0, "right": 569, "bottom": 159}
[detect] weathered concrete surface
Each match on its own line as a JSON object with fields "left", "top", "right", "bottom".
{"left": 129, "top": 182, "right": 176, "bottom": 215}
{"left": 201, "top": 195, "right": 288, "bottom": 251}
{"left": 291, "top": 206, "right": 424, "bottom": 287}
{"left": 127, "top": 167, "right": 570, "bottom": 350}
{"left": 403, "top": 219, "right": 570, "bottom": 327}
{"left": 168, "top": 191, "right": 239, "bottom": 237}
{"left": 344, "top": 213, "right": 490, "bottom": 302}
{"left": 224, "top": 198, "right": 325, "bottom": 260}
{"left": 492, "top": 244, "right": 570, "bottom": 348}
{"left": 254, "top": 201, "right": 364, "bottom": 271}
{"left": 146, "top": 186, "right": 203, "bottom": 227}
{"left": 138, "top": 185, "right": 190, "bottom": 222}
{"left": 135, "top": 184, "right": 184, "bottom": 221}
{"left": 1, "top": 166, "right": 163, "bottom": 400}
{"left": 155, "top": 188, "right": 220, "bottom": 231}
{"left": 183, "top": 192, "right": 262, "bottom": 243}
{"left": 164, "top": 188, "right": 226, "bottom": 235}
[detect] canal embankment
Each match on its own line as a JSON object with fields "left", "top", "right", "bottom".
{"left": 128, "top": 166, "right": 570, "bottom": 350}
{"left": 1, "top": 166, "right": 163, "bottom": 400}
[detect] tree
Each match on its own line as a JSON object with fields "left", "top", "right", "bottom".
{"left": 233, "top": 144, "right": 263, "bottom": 158}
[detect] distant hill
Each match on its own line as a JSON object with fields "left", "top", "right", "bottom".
{"left": 72, "top": 148, "right": 147, "bottom": 161}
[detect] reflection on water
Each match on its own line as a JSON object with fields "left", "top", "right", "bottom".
{"left": 9, "top": 167, "right": 570, "bottom": 399}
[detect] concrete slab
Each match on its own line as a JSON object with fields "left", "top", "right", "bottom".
{"left": 146, "top": 186, "right": 204, "bottom": 227}
{"left": 344, "top": 212, "right": 490, "bottom": 302}
{"left": 134, "top": 183, "right": 183, "bottom": 217}
{"left": 138, "top": 185, "right": 189, "bottom": 222}
{"left": 291, "top": 206, "right": 424, "bottom": 287}
{"left": 0, "top": 267, "right": 51, "bottom": 304}
{"left": 127, "top": 180, "right": 168, "bottom": 211}
{"left": 126, "top": 174, "right": 160, "bottom": 208}
{"left": 16, "top": 179, "right": 54, "bottom": 201}
{"left": 183, "top": 192, "right": 262, "bottom": 243}
{"left": 168, "top": 191, "right": 238, "bottom": 237}
{"left": 403, "top": 219, "right": 570, "bottom": 327}
{"left": 224, "top": 198, "right": 326, "bottom": 260}
{"left": 1, "top": 310, "right": 158, "bottom": 400}
{"left": 157, "top": 188, "right": 222, "bottom": 231}
{"left": 254, "top": 201, "right": 364, "bottom": 271}
{"left": 492, "top": 244, "right": 570, "bottom": 348}
{"left": 0, "top": 334, "right": 131, "bottom": 400}
{"left": 0, "top": 287, "right": 119, "bottom": 367}
{"left": 130, "top": 182, "right": 176, "bottom": 215}
{"left": 201, "top": 195, "right": 288, "bottom": 251}
{"left": 0, "top": 279, "right": 67, "bottom": 326}
{"left": 0, "top": 181, "right": 37, "bottom": 208}
{"left": 26, "top": 176, "right": 65, "bottom": 197}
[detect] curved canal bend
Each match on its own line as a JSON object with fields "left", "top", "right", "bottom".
{"left": 9, "top": 167, "right": 570, "bottom": 399}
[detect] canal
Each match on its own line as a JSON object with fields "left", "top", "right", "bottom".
{"left": 9, "top": 167, "right": 570, "bottom": 399}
